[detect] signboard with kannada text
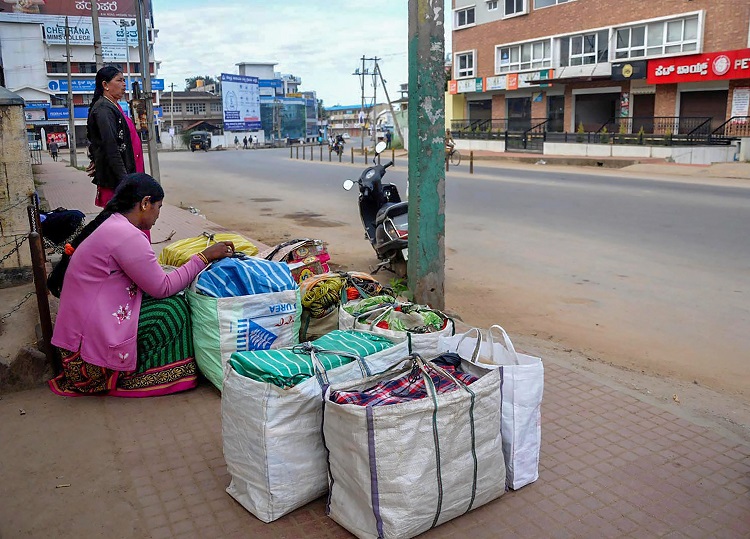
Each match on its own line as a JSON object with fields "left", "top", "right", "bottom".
{"left": 47, "top": 78, "right": 164, "bottom": 92}
{"left": 3, "top": 0, "right": 149, "bottom": 19}
{"left": 647, "top": 49, "right": 750, "bottom": 84}
{"left": 221, "top": 73, "right": 261, "bottom": 131}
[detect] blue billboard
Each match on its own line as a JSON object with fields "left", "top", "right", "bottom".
{"left": 48, "top": 78, "right": 165, "bottom": 92}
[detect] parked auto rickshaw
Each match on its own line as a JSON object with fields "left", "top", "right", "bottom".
{"left": 190, "top": 131, "right": 211, "bottom": 152}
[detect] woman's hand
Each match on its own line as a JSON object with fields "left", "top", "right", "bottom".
{"left": 201, "top": 241, "right": 235, "bottom": 262}
{"left": 86, "top": 161, "right": 96, "bottom": 178}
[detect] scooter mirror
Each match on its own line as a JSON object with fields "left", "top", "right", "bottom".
{"left": 342, "top": 179, "right": 355, "bottom": 191}
{"left": 375, "top": 141, "right": 387, "bottom": 155}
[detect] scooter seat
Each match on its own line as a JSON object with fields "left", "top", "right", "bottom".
{"left": 375, "top": 202, "right": 408, "bottom": 226}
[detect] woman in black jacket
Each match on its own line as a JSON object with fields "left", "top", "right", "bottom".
{"left": 86, "top": 66, "right": 144, "bottom": 207}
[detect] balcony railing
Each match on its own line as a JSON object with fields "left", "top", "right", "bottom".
{"left": 711, "top": 117, "right": 750, "bottom": 139}
{"left": 596, "top": 116, "right": 712, "bottom": 136}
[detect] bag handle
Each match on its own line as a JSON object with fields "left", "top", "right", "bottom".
{"left": 309, "top": 348, "right": 331, "bottom": 389}
{"left": 367, "top": 305, "right": 395, "bottom": 330}
{"left": 487, "top": 324, "right": 520, "bottom": 365}
{"left": 292, "top": 342, "right": 373, "bottom": 380}
{"left": 455, "top": 328, "right": 483, "bottom": 363}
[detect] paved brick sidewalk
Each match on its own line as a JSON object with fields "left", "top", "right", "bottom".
{"left": 1, "top": 157, "right": 747, "bottom": 538}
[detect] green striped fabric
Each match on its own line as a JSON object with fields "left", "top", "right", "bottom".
{"left": 136, "top": 294, "right": 194, "bottom": 373}
{"left": 229, "top": 330, "right": 395, "bottom": 388}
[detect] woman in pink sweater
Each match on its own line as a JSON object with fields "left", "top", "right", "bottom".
{"left": 48, "top": 173, "right": 234, "bottom": 396}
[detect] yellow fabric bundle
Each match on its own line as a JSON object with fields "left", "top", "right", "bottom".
{"left": 300, "top": 273, "right": 346, "bottom": 318}
{"left": 158, "top": 232, "right": 259, "bottom": 267}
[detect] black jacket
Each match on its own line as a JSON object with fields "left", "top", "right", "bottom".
{"left": 87, "top": 98, "right": 136, "bottom": 189}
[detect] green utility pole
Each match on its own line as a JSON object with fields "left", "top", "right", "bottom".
{"left": 407, "top": 0, "right": 445, "bottom": 310}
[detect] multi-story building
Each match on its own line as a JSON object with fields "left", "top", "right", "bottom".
{"left": 449, "top": 0, "right": 750, "bottom": 138}
{"left": 0, "top": 1, "right": 162, "bottom": 149}
{"left": 161, "top": 89, "right": 223, "bottom": 135}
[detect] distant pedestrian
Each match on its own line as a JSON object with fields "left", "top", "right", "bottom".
{"left": 385, "top": 131, "right": 392, "bottom": 149}
{"left": 243, "top": 136, "right": 248, "bottom": 149}
{"left": 234, "top": 135, "right": 240, "bottom": 150}
{"left": 49, "top": 141, "right": 59, "bottom": 161}
{"left": 252, "top": 135, "right": 259, "bottom": 148}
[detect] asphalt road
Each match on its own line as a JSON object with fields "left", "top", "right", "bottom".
{"left": 159, "top": 147, "right": 750, "bottom": 399}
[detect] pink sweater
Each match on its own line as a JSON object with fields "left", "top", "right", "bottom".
{"left": 52, "top": 213, "right": 206, "bottom": 371}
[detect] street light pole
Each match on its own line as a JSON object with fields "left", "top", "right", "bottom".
{"left": 169, "top": 82, "right": 175, "bottom": 150}
{"left": 91, "top": 0, "right": 103, "bottom": 69}
{"left": 119, "top": 19, "right": 133, "bottom": 100}
{"left": 64, "top": 17, "right": 78, "bottom": 167}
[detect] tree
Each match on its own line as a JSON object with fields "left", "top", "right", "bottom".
{"left": 317, "top": 99, "right": 330, "bottom": 121}
{"left": 185, "top": 75, "right": 218, "bottom": 91}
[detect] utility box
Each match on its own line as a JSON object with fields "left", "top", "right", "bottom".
{"left": 0, "top": 87, "right": 35, "bottom": 287}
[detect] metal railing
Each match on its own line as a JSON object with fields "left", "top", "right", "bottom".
{"left": 28, "top": 145, "right": 42, "bottom": 165}
{"left": 595, "top": 116, "right": 712, "bottom": 136}
{"left": 711, "top": 117, "right": 750, "bottom": 138}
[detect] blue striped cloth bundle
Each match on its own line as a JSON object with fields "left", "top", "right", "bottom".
{"left": 195, "top": 257, "right": 298, "bottom": 298}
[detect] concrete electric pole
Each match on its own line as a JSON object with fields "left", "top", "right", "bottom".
{"left": 169, "top": 82, "right": 175, "bottom": 150}
{"left": 135, "top": 0, "right": 160, "bottom": 181}
{"left": 64, "top": 17, "right": 78, "bottom": 168}
{"left": 91, "top": 1, "right": 103, "bottom": 70}
{"left": 407, "top": 0, "right": 445, "bottom": 309}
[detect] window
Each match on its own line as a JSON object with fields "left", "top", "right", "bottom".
{"left": 455, "top": 51, "right": 475, "bottom": 78}
{"left": 615, "top": 15, "right": 698, "bottom": 59}
{"left": 78, "top": 62, "right": 97, "bottom": 73}
{"left": 185, "top": 102, "right": 205, "bottom": 114}
{"left": 51, "top": 95, "right": 67, "bottom": 106}
{"left": 487, "top": 0, "right": 498, "bottom": 10}
{"left": 534, "top": 0, "right": 572, "bottom": 8}
{"left": 560, "top": 30, "right": 609, "bottom": 66}
{"left": 210, "top": 102, "right": 222, "bottom": 112}
{"left": 47, "top": 62, "right": 67, "bottom": 73}
{"left": 455, "top": 6, "right": 475, "bottom": 28}
{"left": 504, "top": 0, "right": 525, "bottom": 16}
{"left": 497, "top": 39, "right": 551, "bottom": 73}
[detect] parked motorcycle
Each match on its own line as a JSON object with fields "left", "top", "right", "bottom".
{"left": 343, "top": 141, "right": 408, "bottom": 277}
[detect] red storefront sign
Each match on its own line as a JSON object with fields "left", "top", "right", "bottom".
{"left": 647, "top": 49, "right": 750, "bottom": 84}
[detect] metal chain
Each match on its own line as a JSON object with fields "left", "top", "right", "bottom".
{"left": 0, "top": 197, "right": 31, "bottom": 214}
{"left": 0, "top": 236, "right": 28, "bottom": 264}
{"left": 0, "top": 291, "right": 35, "bottom": 321}
{"left": 0, "top": 235, "right": 27, "bottom": 249}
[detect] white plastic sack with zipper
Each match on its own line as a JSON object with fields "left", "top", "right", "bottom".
{"left": 222, "top": 331, "right": 410, "bottom": 523}
{"left": 438, "top": 325, "right": 543, "bottom": 489}
{"left": 323, "top": 354, "right": 505, "bottom": 539}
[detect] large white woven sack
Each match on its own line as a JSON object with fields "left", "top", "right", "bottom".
{"left": 438, "top": 325, "right": 544, "bottom": 490}
{"left": 323, "top": 357, "right": 505, "bottom": 539}
{"left": 222, "top": 335, "right": 410, "bottom": 523}
{"left": 187, "top": 287, "right": 301, "bottom": 390}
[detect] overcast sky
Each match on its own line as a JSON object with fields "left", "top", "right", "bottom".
{"left": 153, "top": 0, "right": 453, "bottom": 107}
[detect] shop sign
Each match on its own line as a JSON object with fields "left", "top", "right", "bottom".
{"left": 507, "top": 73, "right": 519, "bottom": 91}
{"left": 48, "top": 78, "right": 165, "bottom": 92}
{"left": 42, "top": 17, "right": 138, "bottom": 46}
{"left": 484, "top": 75, "right": 506, "bottom": 91}
{"left": 448, "top": 80, "right": 458, "bottom": 94}
{"left": 503, "top": 69, "right": 554, "bottom": 91}
{"left": 456, "top": 78, "right": 483, "bottom": 93}
{"left": 24, "top": 101, "right": 50, "bottom": 109}
{"left": 24, "top": 109, "right": 47, "bottom": 121}
{"left": 612, "top": 61, "right": 648, "bottom": 81}
{"left": 647, "top": 48, "right": 750, "bottom": 84}
{"left": 731, "top": 87, "right": 750, "bottom": 119}
{"left": 4, "top": 1, "right": 148, "bottom": 19}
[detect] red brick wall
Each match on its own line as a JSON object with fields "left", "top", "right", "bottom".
{"left": 654, "top": 85, "right": 678, "bottom": 117}
{"left": 454, "top": 0, "right": 750, "bottom": 80}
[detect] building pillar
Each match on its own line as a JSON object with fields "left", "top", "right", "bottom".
{"left": 531, "top": 92, "right": 547, "bottom": 120}
{"left": 0, "top": 88, "right": 35, "bottom": 286}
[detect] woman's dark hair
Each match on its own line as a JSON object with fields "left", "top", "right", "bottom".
{"left": 90, "top": 65, "right": 123, "bottom": 109}
{"left": 47, "top": 173, "right": 164, "bottom": 297}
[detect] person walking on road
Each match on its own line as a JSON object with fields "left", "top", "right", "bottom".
{"left": 243, "top": 136, "right": 248, "bottom": 149}
{"left": 49, "top": 141, "right": 59, "bottom": 162}
{"left": 385, "top": 131, "right": 392, "bottom": 149}
{"left": 234, "top": 136, "right": 240, "bottom": 150}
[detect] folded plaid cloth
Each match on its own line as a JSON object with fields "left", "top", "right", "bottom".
{"left": 329, "top": 354, "right": 478, "bottom": 406}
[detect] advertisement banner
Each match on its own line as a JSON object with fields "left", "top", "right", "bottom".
{"left": 48, "top": 78, "right": 164, "bottom": 92}
{"left": 731, "top": 87, "right": 750, "bottom": 119}
{"left": 46, "top": 131, "right": 68, "bottom": 148}
{"left": 221, "top": 73, "right": 261, "bottom": 131}
{"left": 448, "top": 80, "right": 457, "bottom": 95}
{"left": 484, "top": 75, "right": 507, "bottom": 91}
{"left": 2, "top": 0, "right": 148, "bottom": 18}
{"left": 647, "top": 48, "right": 750, "bottom": 84}
{"left": 456, "top": 78, "right": 482, "bottom": 93}
{"left": 42, "top": 17, "right": 138, "bottom": 46}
